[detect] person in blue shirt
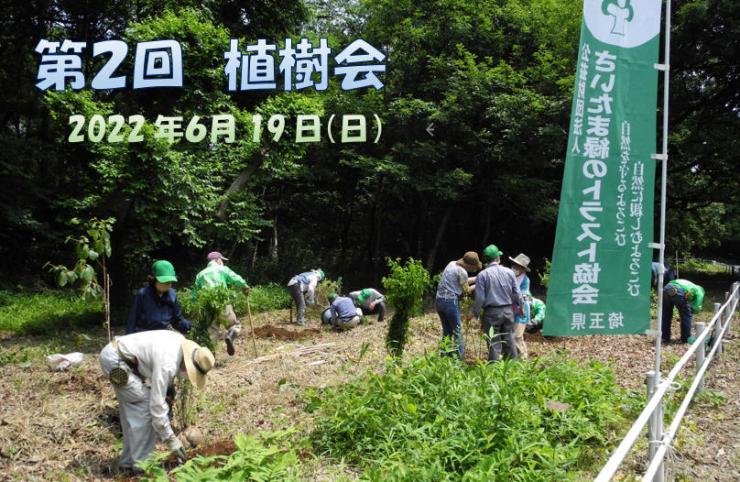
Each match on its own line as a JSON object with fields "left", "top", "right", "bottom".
{"left": 328, "top": 293, "right": 363, "bottom": 331}
{"left": 126, "top": 260, "right": 191, "bottom": 335}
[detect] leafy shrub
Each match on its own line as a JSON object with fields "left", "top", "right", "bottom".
{"left": 243, "top": 283, "right": 292, "bottom": 313}
{"left": 315, "top": 277, "right": 342, "bottom": 307}
{"left": 382, "top": 258, "right": 430, "bottom": 356}
{"left": 180, "top": 286, "right": 235, "bottom": 350}
{"left": 308, "top": 354, "right": 633, "bottom": 481}
{"left": 139, "top": 431, "right": 300, "bottom": 481}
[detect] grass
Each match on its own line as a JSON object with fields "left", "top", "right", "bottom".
{"left": 0, "top": 289, "right": 102, "bottom": 334}
{"left": 307, "top": 353, "right": 639, "bottom": 481}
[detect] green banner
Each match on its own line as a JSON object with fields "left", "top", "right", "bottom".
{"left": 544, "top": 0, "right": 662, "bottom": 336}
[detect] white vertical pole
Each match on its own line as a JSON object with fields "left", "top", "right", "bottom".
{"left": 695, "top": 322, "right": 706, "bottom": 393}
{"left": 654, "top": 0, "right": 672, "bottom": 377}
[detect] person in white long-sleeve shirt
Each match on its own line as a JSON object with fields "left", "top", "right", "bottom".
{"left": 99, "top": 330, "right": 214, "bottom": 472}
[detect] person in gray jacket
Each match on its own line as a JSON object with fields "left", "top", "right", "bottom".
{"left": 468, "top": 244, "right": 523, "bottom": 362}
{"left": 349, "top": 288, "right": 386, "bottom": 322}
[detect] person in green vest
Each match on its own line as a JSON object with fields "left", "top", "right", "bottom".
{"left": 525, "top": 298, "right": 546, "bottom": 334}
{"left": 193, "top": 251, "right": 250, "bottom": 356}
{"left": 661, "top": 279, "right": 704, "bottom": 344}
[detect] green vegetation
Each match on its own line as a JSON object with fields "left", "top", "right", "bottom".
{"left": 382, "top": 258, "right": 431, "bottom": 356}
{"left": 243, "top": 283, "right": 292, "bottom": 314}
{"left": 308, "top": 354, "right": 636, "bottom": 481}
{"left": 0, "top": 289, "right": 102, "bottom": 335}
{"left": 139, "top": 431, "right": 300, "bottom": 482}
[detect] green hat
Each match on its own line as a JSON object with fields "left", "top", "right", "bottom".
{"left": 482, "top": 244, "right": 503, "bottom": 261}
{"left": 317, "top": 269, "right": 325, "bottom": 281}
{"left": 357, "top": 289, "right": 372, "bottom": 303}
{"left": 152, "top": 260, "right": 178, "bottom": 283}
{"left": 328, "top": 292, "right": 338, "bottom": 302}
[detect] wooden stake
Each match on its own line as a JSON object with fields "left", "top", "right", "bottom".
{"left": 246, "top": 293, "right": 259, "bottom": 357}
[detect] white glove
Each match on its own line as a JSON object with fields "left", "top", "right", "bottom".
{"left": 167, "top": 436, "right": 186, "bottom": 463}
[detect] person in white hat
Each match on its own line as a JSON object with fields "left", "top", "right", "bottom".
{"left": 509, "top": 253, "right": 532, "bottom": 359}
{"left": 99, "top": 330, "right": 214, "bottom": 473}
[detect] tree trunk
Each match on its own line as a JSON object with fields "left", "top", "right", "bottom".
{"left": 426, "top": 205, "right": 453, "bottom": 272}
{"left": 269, "top": 215, "right": 278, "bottom": 260}
{"left": 216, "top": 159, "right": 262, "bottom": 220}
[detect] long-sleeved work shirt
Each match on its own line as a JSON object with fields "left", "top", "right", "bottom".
{"left": 668, "top": 279, "right": 705, "bottom": 312}
{"left": 288, "top": 271, "right": 321, "bottom": 304}
{"left": 126, "top": 285, "right": 190, "bottom": 334}
{"left": 436, "top": 261, "right": 469, "bottom": 300}
{"left": 349, "top": 288, "right": 385, "bottom": 308}
{"left": 531, "top": 298, "right": 546, "bottom": 322}
{"left": 115, "top": 330, "right": 184, "bottom": 442}
{"left": 193, "top": 261, "right": 248, "bottom": 298}
{"left": 471, "top": 262, "right": 522, "bottom": 318}
{"left": 330, "top": 296, "right": 359, "bottom": 320}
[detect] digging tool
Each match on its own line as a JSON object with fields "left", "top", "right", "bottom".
{"left": 246, "top": 292, "right": 259, "bottom": 357}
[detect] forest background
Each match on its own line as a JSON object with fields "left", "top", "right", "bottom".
{"left": 1, "top": 0, "right": 737, "bottom": 306}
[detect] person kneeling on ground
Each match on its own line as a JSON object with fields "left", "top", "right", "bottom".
{"left": 287, "top": 269, "right": 325, "bottom": 326}
{"left": 349, "top": 288, "right": 386, "bottom": 322}
{"left": 126, "top": 260, "right": 191, "bottom": 335}
{"left": 193, "top": 251, "right": 250, "bottom": 356}
{"left": 99, "top": 330, "right": 214, "bottom": 474}
{"left": 525, "top": 298, "right": 546, "bottom": 334}
{"left": 328, "top": 293, "right": 363, "bottom": 331}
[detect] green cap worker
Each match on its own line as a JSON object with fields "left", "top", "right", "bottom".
{"left": 661, "top": 279, "right": 705, "bottom": 344}
{"left": 193, "top": 251, "right": 250, "bottom": 356}
{"left": 349, "top": 288, "right": 386, "bottom": 322}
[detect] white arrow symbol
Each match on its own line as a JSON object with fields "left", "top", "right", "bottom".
{"left": 426, "top": 123, "right": 435, "bottom": 137}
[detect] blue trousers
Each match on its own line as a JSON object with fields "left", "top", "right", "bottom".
{"left": 436, "top": 297, "right": 464, "bottom": 358}
{"left": 661, "top": 286, "right": 692, "bottom": 342}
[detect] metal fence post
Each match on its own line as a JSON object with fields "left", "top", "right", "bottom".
{"left": 713, "top": 302, "right": 722, "bottom": 356}
{"left": 645, "top": 371, "right": 665, "bottom": 482}
{"left": 695, "top": 322, "right": 706, "bottom": 393}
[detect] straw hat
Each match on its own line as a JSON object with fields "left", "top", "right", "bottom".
{"left": 456, "top": 251, "right": 482, "bottom": 272}
{"left": 181, "top": 340, "right": 215, "bottom": 389}
{"left": 509, "top": 253, "right": 531, "bottom": 272}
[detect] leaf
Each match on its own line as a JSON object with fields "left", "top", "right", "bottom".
{"left": 57, "top": 271, "right": 68, "bottom": 287}
{"left": 87, "top": 249, "right": 99, "bottom": 261}
{"left": 81, "top": 265, "right": 95, "bottom": 283}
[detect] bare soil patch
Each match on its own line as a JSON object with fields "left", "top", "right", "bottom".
{"left": 0, "top": 306, "right": 736, "bottom": 481}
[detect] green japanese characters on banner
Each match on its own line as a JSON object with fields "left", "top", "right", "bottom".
{"left": 544, "top": 0, "right": 662, "bottom": 336}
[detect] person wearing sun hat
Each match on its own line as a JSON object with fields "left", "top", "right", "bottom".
{"left": 286, "top": 268, "right": 325, "bottom": 326}
{"left": 99, "top": 330, "right": 214, "bottom": 473}
{"left": 435, "top": 251, "right": 481, "bottom": 359}
{"left": 509, "top": 253, "right": 532, "bottom": 359}
{"left": 349, "top": 288, "right": 386, "bottom": 322}
{"left": 469, "top": 244, "right": 523, "bottom": 362}
{"left": 126, "top": 260, "right": 191, "bottom": 335}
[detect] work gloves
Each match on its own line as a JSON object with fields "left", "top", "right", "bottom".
{"left": 167, "top": 436, "right": 186, "bottom": 464}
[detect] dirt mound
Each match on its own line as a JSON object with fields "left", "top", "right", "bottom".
{"left": 253, "top": 325, "right": 320, "bottom": 341}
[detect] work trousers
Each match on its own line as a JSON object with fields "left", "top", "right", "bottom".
{"left": 334, "top": 308, "right": 363, "bottom": 331}
{"left": 360, "top": 301, "right": 387, "bottom": 322}
{"left": 661, "top": 286, "right": 692, "bottom": 342}
{"left": 99, "top": 344, "right": 156, "bottom": 470}
{"left": 481, "top": 306, "right": 517, "bottom": 362}
{"left": 436, "top": 297, "right": 464, "bottom": 359}
{"left": 288, "top": 283, "right": 307, "bottom": 324}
